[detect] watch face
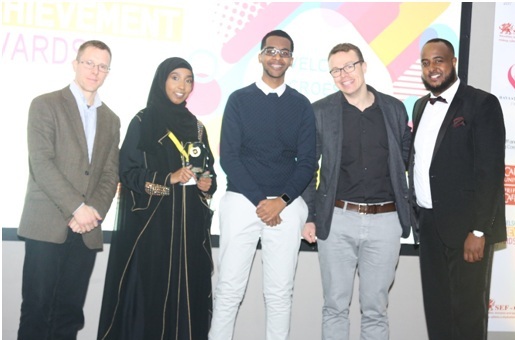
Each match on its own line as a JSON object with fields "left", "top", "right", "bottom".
{"left": 281, "top": 194, "right": 291, "bottom": 203}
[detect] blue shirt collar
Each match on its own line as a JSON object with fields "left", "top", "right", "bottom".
{"left": 69, "top": 81, "right": 102, "bottom": 109}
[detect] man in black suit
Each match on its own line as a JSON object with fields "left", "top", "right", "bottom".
{"left": 409, "top": 38, "right": 506, "bottom": 340}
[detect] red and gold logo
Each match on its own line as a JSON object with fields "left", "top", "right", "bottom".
{"left": 499, "top": 22, "right": 515, "bottom": 35}
{"left": 504, "top": 166, "right": 515, "bottom": 205}
{"left": 489, "top": 299, "right": 515, "bottom": 313}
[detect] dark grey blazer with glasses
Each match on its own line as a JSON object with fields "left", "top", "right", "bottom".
{"left": 302, "top": 86, "right": 412, "bottom": 241}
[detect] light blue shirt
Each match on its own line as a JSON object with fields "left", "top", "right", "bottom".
{"left": 69, "top": 81, "right": 100, "bottom": 163}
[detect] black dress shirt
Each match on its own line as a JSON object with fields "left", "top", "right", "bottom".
{"left": 335, "top": 97, "right": 395, "bottom": 203}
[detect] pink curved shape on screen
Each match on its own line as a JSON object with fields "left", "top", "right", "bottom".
{"left": 387, "top": 37, "right": 421, "bottom": 80}
{"left": 221, "top": 2, "right": 302, "bottom": 64}
{"left": 334, "top": 2, "right": 419, "bottom": 80}
{"left": 335, "top": 2, "right": 420, "bottom": 82}
{"left": 335, "top": 3, "right": 401, "bottom": 43}
{"left": 187, "top": 74, "right": 222, "bottom": 116}
{"left": 509, "top": 65, "right": 515, "bottom": 89}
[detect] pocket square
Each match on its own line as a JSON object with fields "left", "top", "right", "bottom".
{"left": 452, "top": 117, "right": 466, "bottom": 128}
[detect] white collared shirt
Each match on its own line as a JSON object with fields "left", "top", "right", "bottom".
{"left": 413, "top": 78, "right": 460, "bottom": 208}
{"left": 255, "top": 78, "right": 286, "bottom": 97}
{"left": 69, "top": 81, "right": 101, "bottom": 163}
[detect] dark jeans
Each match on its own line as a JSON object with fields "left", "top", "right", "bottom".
{"left": 418, "top": 207, "right": 493, "bottom": 340}
{"left": 18, "top": 230, "right": 97, "bottom": 340}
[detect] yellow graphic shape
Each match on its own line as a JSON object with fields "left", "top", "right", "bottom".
{"left": 370, "top": 2, "right": 450, "bottom": 66}
{"left": 1, "top": 2, "right": 184, "bottom": 41}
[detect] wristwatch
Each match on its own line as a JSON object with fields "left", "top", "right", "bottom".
{"left": 472, "top": 230, "right": 484, "bottom": 238}
{"left": 280, "top": 193, "right": 291, "bottom": 205}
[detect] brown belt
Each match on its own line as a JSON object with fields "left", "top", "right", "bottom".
{"left": 334, "top": 200, "right": 396, "bottom": 214}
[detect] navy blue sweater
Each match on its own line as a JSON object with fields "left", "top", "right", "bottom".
{"left": 220, "top": 83, "right": 316, "bottom": 206}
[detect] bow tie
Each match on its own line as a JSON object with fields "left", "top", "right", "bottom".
{"left": 428, "top": 96, "right": 447, "bottom": 105}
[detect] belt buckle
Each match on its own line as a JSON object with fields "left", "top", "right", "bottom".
{"left": 357, "top": 203, "right": 368, "bottom": 214}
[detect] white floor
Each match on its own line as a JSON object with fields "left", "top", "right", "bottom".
{"left": 3, "top": 240, "right": 513, "bottom": 340}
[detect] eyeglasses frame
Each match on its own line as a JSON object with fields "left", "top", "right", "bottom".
{"left": 260, "top": 47, "right": 293, "bottom": 58}
{"left": 329, "top": 60, "right": 364, "bottom": 78}
{"left": 78, "top": 59, "right": 111, "bottom": 73}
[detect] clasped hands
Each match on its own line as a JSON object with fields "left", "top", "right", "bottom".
{"left": 256, "top": 198, "right": 286, "bottom": 227}
{"left": 68, "top": 204, "right": 102, "bottom": 234}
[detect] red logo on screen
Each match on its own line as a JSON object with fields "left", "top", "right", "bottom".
{"left": 504, "top": 165, "right": 515, "bottom": 205}
{"left": 489, "top": 299, "right": 515, "bottom": 312}
{"left": 499, "top": 23, "right": 515, "bottom": 35}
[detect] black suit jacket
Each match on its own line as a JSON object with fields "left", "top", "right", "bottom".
{"left": 408, "top": 82, "right": 506, "bottom": 248}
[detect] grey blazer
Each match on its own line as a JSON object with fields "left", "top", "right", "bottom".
{"left": 302, "top": 86, "right": 412, "bottom": 241}
{"left": 18, "top": 86, "right": 120, "bottom": 249}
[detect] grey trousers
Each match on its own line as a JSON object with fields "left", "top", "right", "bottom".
{"left": 318, "top": 206, "right": 402, "bottom": 340}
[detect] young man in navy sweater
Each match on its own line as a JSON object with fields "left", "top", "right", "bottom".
{"left": 209, "top": 30, "right": 316, "bottom": 340}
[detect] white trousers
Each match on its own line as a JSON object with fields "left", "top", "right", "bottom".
{"left": 209, "top": 192, "right": 308, "bottom": 340}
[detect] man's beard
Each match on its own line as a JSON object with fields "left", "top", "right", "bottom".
{"left": 422, "top": 67, "right": 457, "bottom": 94}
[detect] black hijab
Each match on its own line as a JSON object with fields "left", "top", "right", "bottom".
{"left": 138, "top": 57, "right": 198, "bottom": 152}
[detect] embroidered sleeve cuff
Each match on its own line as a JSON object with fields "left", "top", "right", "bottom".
{"left": 145, "top": 182, "right": 170, "bottom": 196}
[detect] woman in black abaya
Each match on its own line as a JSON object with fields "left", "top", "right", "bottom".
{"left": 98, "top": 57, "right": 216, "bottom": 340}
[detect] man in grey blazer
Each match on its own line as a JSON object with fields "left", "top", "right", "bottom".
{"left": 301, "top": 43, "right": 412, "bottom": 340}
{"left": 17, "top": 40, "right": 120, "bottom": 339}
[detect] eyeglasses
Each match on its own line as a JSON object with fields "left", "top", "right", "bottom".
{"left": 260, "top": 47, "right": 293, "bottom": 58}
{"left": 329, "top": 60, "right": 363, "bottom": 78}
{"left": 78, "top": 60, "right": 110, "bottom": 73}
